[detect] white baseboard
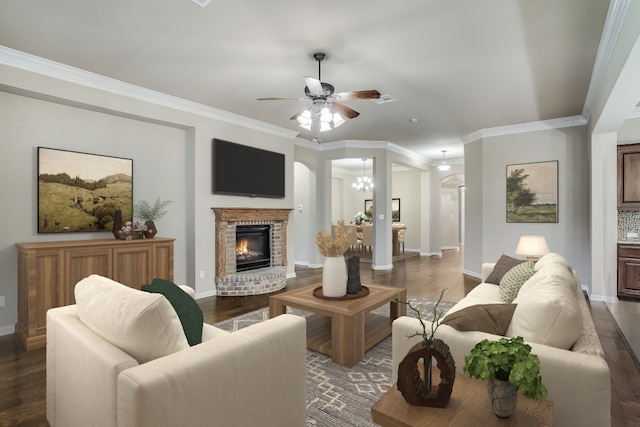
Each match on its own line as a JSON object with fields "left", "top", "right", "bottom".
{"left": 420, "top": 251, "right": 442, "bottom": 257}
{"left": 372, "top": 263, "right": 393, "bottom": 270}
{"left": 463, "top": 269, "right": 482, "bottom": 279}
{"left": 589, "top": 294, "right": 619, "bottom": 303}
{"left": 195, "top": 289, "right": 217, "bottom": 300}
{"left": 286, "top": 272, "right": 297, "bottom": 279}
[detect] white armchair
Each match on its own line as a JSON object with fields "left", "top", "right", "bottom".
{"left": 46, "top": 275, "right": 307, "bottom": 427}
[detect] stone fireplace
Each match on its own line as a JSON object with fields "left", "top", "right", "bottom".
{"left": 212, "top": 208, "right": 292, "bottom": 296}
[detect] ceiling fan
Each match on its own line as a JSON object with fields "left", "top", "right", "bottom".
{"left": 258, "top": 52, "right": 381, "bottom": 130}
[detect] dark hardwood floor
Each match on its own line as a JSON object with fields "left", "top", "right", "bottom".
{"left": 1, "top": 249, "right": 638, "bottom": 426}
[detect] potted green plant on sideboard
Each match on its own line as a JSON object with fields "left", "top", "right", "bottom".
{"left": 133, "top": 197, "right": 173, "bottom": 238}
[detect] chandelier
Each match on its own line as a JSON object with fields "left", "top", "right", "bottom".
{"left": 353, "top": 158, "right": 374, "bottom": 192}
{"left": 296, "top": 100, "right": 346, "bottom": 132}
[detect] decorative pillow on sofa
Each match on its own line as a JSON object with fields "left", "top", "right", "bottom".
{"left": 485, "top": 255, "right": 524, "bottom": 284}
{"left": 507, "top": 272, "right": 583, "bottom": 349}
{"left": 441, "top": 304, "right": 517, "bottom": 335}
{"left": 75, "top": 274, "right": 189, "bottom": 363}
{"left": 142, "top": 278, "right": 203, "bottom": 346}
{"left": 499, "top": 261, "right": 536, "bottom": 302}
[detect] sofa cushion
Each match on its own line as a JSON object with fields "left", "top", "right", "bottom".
{"left": 521, "top": 261, "right": 578, "bottom": 297}
{"left": 499, "top": 261, "right": 536, "bottom": 302}
{"left": 74, "top": 274, "right": 189, "bottom": 363}
{"left": 534, "top": 252, "right": 571, "bottom": 271}
{"left": 142, "top": 278, "right": 203, "bottom": 346}
{"left": 441, "top": 303, "right": 516, "bottom": 335}
{"left": 485, "top": 255, "right": 524, "bottom": 284}
{"left": 507, "top": 272, "right": 583, "bottom": 349}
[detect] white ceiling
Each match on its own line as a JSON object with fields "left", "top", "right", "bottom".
{"left": 0, "top": 0, "right": 611, "bottom": 164}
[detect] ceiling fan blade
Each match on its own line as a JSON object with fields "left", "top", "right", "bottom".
{"left": 304, "top": 77, "right": 325, "bottom": 97}
{"left": 257, "top": 97, "right": 305, "bottom": 101}
{"left": 333, "top": 90, "right": 381, "bottom": 101}
{"left": 333, "top": 102, "right": 360, "bottom": 119}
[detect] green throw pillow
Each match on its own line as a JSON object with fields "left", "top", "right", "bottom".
{"left": 499, "top": 261, "right": 536, "bottom": 303}
{"left": 141, "top": 278, "right": 203, "bottom": 346}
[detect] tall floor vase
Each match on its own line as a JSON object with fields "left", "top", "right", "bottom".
{"left": 322, "top": 256, "right": 347, "bottom": 297}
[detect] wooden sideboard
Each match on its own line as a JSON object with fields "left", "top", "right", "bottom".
{"left": 15, "top": 237, "right": 175, "bottom": 350}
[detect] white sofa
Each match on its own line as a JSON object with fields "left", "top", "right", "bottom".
{"left": 392, "top": 253, "right": 611, "bottom": 427}
{"left": 46, "top": 274, "right": 307, "bottom": 427}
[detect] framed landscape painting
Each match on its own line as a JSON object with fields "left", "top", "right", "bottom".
{"left": 364, "top": 198, "right": 401, "bottom": 222}
{"left": 506, "top": 160, "right": 558, "bottom": 223}
{"left": 37, "top": 147, "right": 133, "bottom": 233}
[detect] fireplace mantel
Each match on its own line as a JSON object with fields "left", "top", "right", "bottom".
{"left": 212, "top": 207, "right": 293, "bottom": 296}
{"left": 212, "top": 208, "right": 292, "bottom": 223}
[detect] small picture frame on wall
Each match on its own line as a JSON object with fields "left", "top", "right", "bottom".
{"left": 392, "top": 198, "right": 400, "bottom": 222}
{"left": 364, "top": 198, "right": 401, "bottom": 222}
{"left": 37, "top": 147, "right": 133, "bottom": 233}
{"left": 506, "top": 160, "right": 558, "bottom": 223}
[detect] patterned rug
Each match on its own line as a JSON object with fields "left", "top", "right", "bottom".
{"left": 213, "top": 295, "right": 455, "bottom": 427}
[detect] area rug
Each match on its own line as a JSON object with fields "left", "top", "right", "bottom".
{"left": 213, "top": 295, "right": 455, "bottom": 427}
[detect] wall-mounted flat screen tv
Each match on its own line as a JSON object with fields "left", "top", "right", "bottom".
{"left": 212, "top": 138, "right": 285, "bottom": 198}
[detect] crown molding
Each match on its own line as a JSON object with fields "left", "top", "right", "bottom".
{"left": 0, "top": 46, "right": 298, "bottom": 140}
{"left": 462, "top": 115, "right": 588, "bottom": 144}
{"left": 294, "top": 138, "right": 427, "bottom": 165}
{"left": 581, "top": 0, "right": 634, "bottom": 121}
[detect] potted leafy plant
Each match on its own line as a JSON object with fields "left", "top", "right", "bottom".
{"left": 133, "top": 198, "right": 173, "bottom": 238}
{"left": 464, "top": 336, "right": 547, "bottom": 417}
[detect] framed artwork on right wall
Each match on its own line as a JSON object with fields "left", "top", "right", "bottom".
{"left": 506, "top": 160, "right": 558, "bottom": 223}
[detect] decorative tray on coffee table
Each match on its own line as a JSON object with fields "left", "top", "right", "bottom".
{"left": 312, "top": 286, "right": 370, "bottom": 300}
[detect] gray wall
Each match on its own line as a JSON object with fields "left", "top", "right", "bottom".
{"left": 0, "top": 67, "right": 295, "bottom": 335}
{"left": 464, "top": 126, "right": 590, "bottom": 289}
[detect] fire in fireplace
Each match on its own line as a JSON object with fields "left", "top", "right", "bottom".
{"left": 235, "top": 225, "right": 271, "bottom": 272}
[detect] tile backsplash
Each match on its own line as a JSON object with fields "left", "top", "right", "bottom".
{"left": 618, "top": 211, "right": 640, "bottom": 240}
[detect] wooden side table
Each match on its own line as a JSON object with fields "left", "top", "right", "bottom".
{"left": 371, "top": 376, "right": 552, "bottom": 427}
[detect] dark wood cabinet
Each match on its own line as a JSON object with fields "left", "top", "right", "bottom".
{"left": 15, "top": 238, "right": 175, "bottom": 350}
{"left": 618, "top": 244, "right": 640, "bottom": 300}
{"left": 618, "top": 143, "right": 640, "bottom": 209}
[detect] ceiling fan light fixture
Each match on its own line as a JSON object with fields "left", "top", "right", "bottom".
{"left": 319, "top": 121, "right": 332, "bottom": 132}
{"left": 320, "top": 107, "right": 333, "bottom": 123}
{"left": 332, "top": 112, "right": 345, "bottom": 128}
{"left": 296, "top": 110, "right": 311, "bottom": 127}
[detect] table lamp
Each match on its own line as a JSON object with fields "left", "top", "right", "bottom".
{"left": 515, "top": 236, "right": 549, "bottom": 261}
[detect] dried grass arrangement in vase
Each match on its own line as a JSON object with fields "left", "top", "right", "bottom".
{"left": 316, "top": 221, "right": 352, "bottom": 297}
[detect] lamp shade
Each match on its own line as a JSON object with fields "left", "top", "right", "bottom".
{"left": 515, "top": 236, "right": 549, "bottom": 259}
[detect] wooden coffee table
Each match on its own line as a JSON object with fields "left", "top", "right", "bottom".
{"left": 371, "top": 373, "right": 553, "bottom": 427}
{"left": 269, "top": 283, "right": 407, "bottom": 367}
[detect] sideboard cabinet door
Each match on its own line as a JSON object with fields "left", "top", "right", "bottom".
{"left": 15, "top": 237, "right": 175, "bottom": 350}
